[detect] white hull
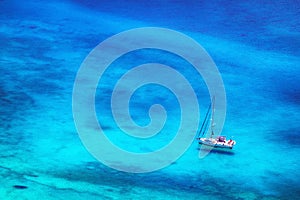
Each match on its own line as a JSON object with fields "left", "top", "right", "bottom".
{"left": 198, "top": 138, "right": 236, "bottom": 149}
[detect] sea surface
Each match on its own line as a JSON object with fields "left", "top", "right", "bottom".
{"left": 1, "top": 0, "right": 300, "bottom": 199}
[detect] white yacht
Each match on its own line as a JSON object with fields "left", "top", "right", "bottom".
{"left": 197, "top": 97, "right": 236, "bottom": 149}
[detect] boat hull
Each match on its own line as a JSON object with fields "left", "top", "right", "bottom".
{"left": 198, "top": 138, "right": 235, "bottom": 149}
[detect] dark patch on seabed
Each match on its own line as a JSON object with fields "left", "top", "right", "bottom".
{"left": 0, "top": 83, "right": 36, "bottom": 149}
{"left": 272, "top": 72, "right": 300, "bottom": 105}
{"left": 281, "top": 87, "right": 300, "bottom": 105}
{"left": 22, "top": 77, "right": 65, "bottom": 95}
{"left": 40, "top": 162, "right": 277, "bottom": 199}
{"left": 261, "top": 172, "right": 300, "bottom": 200}
{"left": 13, "top": 185, "right": 28, "bottom": 189}
{"left": 0, "top": 85, "right": 35, "bottom": 122}
{"left": 271, "top": 128, "right": 300, "bottom": 146}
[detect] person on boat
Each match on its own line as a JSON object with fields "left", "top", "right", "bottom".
{"left": 218, "top": 136, "right": 226, "bottom": 143}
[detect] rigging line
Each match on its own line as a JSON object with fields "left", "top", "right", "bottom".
{"left": 201, "top": 114, "right": 211, "bottom": 137}
{"left": 197, "top": 102, "right": 211, "bottom": 138}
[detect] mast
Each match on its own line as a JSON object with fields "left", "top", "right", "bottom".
{"left": 210, "top": 96, "right": 215, "bottom": 139}
{"left": 197, "top": 102, "right": 211, "bottom": 138}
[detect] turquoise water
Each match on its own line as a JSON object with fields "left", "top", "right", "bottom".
{"left": 1, "top": 0, "right": 300, "bottom": 199}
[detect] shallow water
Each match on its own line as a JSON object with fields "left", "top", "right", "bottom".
{"left": 1, "top": 0, "right": 299, "bottom": 199}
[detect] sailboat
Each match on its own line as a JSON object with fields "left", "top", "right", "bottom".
{"left": 197, "top": 97, "right": 236, "bottom": 149}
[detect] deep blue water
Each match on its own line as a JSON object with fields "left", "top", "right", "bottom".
{"left": 1, "top": 0, "right": 300, "bottom": 199}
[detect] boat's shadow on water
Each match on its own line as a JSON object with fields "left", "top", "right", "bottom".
{"left": 197, "top": 148, "right": 235, "bottom": 155}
